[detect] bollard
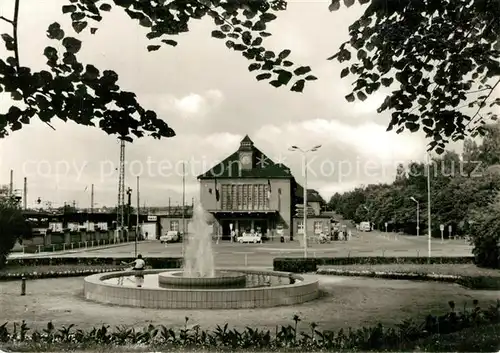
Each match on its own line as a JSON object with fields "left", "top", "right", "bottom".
{"left": 71, "top": 243, "right": 74, "bottom": 250}
{"left": 63, "top": 244, "right": 66, "bottom": 251}
{"left": 52, "top": 245, "right": 55, "bottom": 252}
{"left": 244, "top": 254, "right": 248, "bottom": 267}
{"left": 22, "top": 246, "right": 25, "bottom": 254}
{"left": 37, "top": 245, "right": 42, "bottom": 253}
{"left": 313, "top": 252, "right": 316, "bottom": 258}
{"left": 21, "top": 277, "right": 26, "bottom": 296}
{"left": 85, "top": 241, "right": 88, "bottom": 249}
{"left": 91, "top": 241, "right": 94, "bottom": 247}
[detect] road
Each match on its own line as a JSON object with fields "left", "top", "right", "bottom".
{"left": 12, "top": 230, "right": 472, "bottom": 268}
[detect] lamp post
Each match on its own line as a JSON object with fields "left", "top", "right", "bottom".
{"left": 289, "top": 144, "right": 322, "bottom": 258}
{"left": 426, "top": 153, "right": 432, "bottom": 260}
{"left": 410, "top": 197, "right": 420, "bottom": 237}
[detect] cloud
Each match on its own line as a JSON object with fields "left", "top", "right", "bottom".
{"left": 154, "top": 89, "right": 224, "bottom": 118}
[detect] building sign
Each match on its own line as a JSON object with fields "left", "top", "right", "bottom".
{"left": 97, "top": 222, "right": 108, "bottom": 231}
{"left": 147, "top": 215, "right": 157, "bottom": 221}
{"left": 49, "top": 222, "right": 63, "bottom": 232}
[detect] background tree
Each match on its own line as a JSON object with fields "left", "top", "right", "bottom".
{"left": 0, "top": 186, "right": 31, "bottom": 268}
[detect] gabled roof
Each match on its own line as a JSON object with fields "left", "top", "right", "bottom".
{"left": 197, "top": 136, "right": 293, "bottom": 179}
{"left": 294, "top": 185, "right": 325, "bottom": 203}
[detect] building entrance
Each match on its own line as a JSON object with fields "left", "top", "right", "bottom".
{"left": 220, "top": 218, "right": 269, "bottom": 241}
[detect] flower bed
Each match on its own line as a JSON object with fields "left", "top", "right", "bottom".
{"left": 273, "top": 256, "right": 476, "bottom": 273}
{"left": 0, "top": 265, "right": 129, "bottom": 281}
{"left": 317, "top": 264, "right": 500, "bottom": 290}
{"left": 0, "top": 257, "right": 183, "bottom": 281}
{"left": 0, "top": 300, "right": 498, "bottom": 352}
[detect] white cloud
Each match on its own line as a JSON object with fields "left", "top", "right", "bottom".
{"left": 153, "top": 89, "right": 224, "bottom": 118}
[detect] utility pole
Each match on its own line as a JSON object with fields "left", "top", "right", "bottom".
{"left": 117, "top": 139, "right": 126, "bottom": 242}
{"left": 90, "top": 184, "right": 94, "bottom": 214}
{"left": 9, "top": 169, "right": 13, "bottom": 196}
{"left": 23, "top": 177, "right": 27, "bottom": 210}
{"left": 182, "top": 162, "right": 186, "bottom": 256}
{"left": 126, "top": 187, "right": 132, "bottom": 243}
{"left": 136, "top": 176, "right": 140, "bottom": 254}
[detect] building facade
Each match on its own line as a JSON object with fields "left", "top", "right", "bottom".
{"left": 198, "top": 135, "right": 329, "bottom": 241}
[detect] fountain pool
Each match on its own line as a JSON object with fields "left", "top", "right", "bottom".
{"left": 83, "top": 203, "right": 319, "bottom": 309}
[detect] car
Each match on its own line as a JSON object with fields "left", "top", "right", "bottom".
{"left": 237, "top": 233, "right": 262, "bottom": 244}
{"left": 160, "top": 230, "right": 179, "bottom": 243}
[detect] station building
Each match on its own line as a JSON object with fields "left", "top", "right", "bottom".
{"left": 197, "top": 135, "right": 330, "bottom": 241}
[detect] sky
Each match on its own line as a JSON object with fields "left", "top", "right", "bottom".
{"left": 0, "top": 0, "right": 462, "bottom": 209}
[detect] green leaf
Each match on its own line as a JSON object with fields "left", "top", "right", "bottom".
{"left": 62, "top": 5, "right": 77, "bottom": 13}
{"left": 161, "top": 39, "right": 177, "bottom": 47}
{"left": 260, "top": 13, "right": 277, "bottom": 22}
{"left": 294, "top": 66, "right": 312, "bottom": 75}
{"left": 47, "top": 22, "right": 65, "bottom": 40}
{"left": 269, "top": 80, "right": 283, "bottom": 88}
{"left": 278, "top": 49, "right": 291, "bottom": 60}
{"left": 248, "top": 63, "right": 261, "bottom": 71}
{"left": 260, "top": 32, "right": 272, "bottom": 37}
{"left": 329, "top": 0, "right": 341, "bottom": 11}
{"left": 381, "top": 77, "right": 393, "bottom": 87}
{"left": 357, "top": 91, "right": 367, "bottom": 101}
{"left": 283, "top": 60, "right": 293, "bottom": 67}
{"left": 291, "top": 79, "right": 306, "bottom": 93}
{"left": 147, "top": 45, "right": 161, "bottom": 52}
{"left": 62, "top": 37, "right": 82, "bottom": 54}
{"left": 90, "top": 28, "right": 98, "bottom": 34}
{"left": 345, "top": 93, "right": 355, "bottom": 102}
{"left": 341, "top": 67, "right": 349, "bottom": 78}
{"left": 344, "top": 0, "right": 355, "bottom": 7}
{"left": 277, "top": 70, "right": 293, "bottom": 85}
{"left": 72, "top": 21, "right": 88, "bottom": 33}
{"left": 212, "top": 30, "right": 226, "bottom": 39}
{"left": 305, "top": 75, "right": 318, "bottom": 81}
{"left": 256, "top": 73, "right": 272, "bottom": 81}
{"left": 99, "top": 3, "right": 112, "bottom": 11}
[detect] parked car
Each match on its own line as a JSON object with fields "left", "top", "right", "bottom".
{"left": 237, "top": 232, "right": 262, "bottom": 244}
{"left": 359, "top": 221, "right": 371, "bottom": 232}
{"left": 160, "top": 230, "right": 179, "bottom": 243}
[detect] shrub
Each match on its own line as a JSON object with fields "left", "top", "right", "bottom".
{"left": 0, "top": 197, "right": 31, "bottom": 269}
{"left": 0, "top": 300, "right": 498, "bottom": 351}
{"left": 273, "top": 256, "right": 475, "bottom": 273}
{"left": 469, "top": 205, "right": 500, "bottom": 269}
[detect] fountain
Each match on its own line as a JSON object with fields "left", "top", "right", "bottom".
{"left": 182, "top": 203, "right": 216, "bottom": 278}
{"left": 83, "top": 202, "right": 319, "bottom": 309}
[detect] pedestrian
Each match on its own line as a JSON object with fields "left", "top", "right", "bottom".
{"left": 124, "top": 254, "right": 146, "bottom": 287}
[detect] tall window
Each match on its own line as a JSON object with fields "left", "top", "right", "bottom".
{"left": 217, "top": 183, "right": 270, "bottom": 210}
{"left": 314, "top": 221, "right": 322, "bottom": 234}
{"left": 297, "top": 220, "right": 304, "bottom": 234}
{"left": 170, "top": 220, "right": 179, "bottom": 231}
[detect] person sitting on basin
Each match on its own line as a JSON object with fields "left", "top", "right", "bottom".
{"left": 123, "top": 254, "right": 146, "bottom": 287}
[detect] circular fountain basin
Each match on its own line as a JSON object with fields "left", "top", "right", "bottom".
{"left": 84, "top": 269, "right": 319, "bottom": 309}
{"left": 158, "top": 270, "right": 247, "bottom": 288}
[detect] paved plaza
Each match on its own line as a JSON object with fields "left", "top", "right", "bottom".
{"left": 10, "top": 230, "right": 473, "bottom": 269}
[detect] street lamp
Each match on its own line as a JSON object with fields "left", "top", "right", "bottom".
{"left": 410, "top": 196, "right": 420, "bottom": 237}
{"left": 426, "top": 153, "right": 432, "bottom": 259}
{"left": 289, "top": 144, "right": 322, "bottom": 258}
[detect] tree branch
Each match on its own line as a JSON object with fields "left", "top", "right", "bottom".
{"left": 0, "top": 15, "right": 13, "bottom": 24}
{"left": 9, "top": 0, "right": 55, "bottom": 131}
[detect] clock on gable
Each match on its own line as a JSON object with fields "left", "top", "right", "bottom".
{"left": 239, "top": 152, "right": 252, "bottom": 169}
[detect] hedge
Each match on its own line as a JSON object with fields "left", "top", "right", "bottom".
{"left": 273, "top": 256, "right": 476, "bottom": 273}
{"left": 5, "top": 257, "right": 183, "bottom": 268}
